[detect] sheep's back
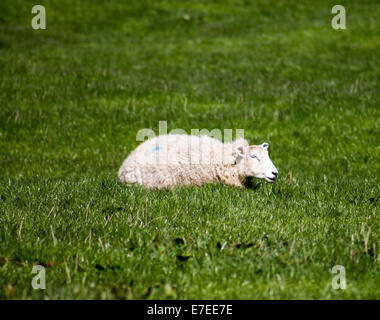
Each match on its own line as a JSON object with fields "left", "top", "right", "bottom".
{"left": 125, "top": 134, "right": 226, "bottom": 167}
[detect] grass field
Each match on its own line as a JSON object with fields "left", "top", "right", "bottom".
{"left": 0, "top": 0, "right": 379, "bottom": 299}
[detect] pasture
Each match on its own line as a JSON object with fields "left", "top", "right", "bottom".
{"left": 0, "top": 0, "right": 379, "bottom": 299}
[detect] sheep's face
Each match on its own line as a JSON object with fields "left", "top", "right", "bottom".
{"left": 236, "top": 143, "right": 278, "bottom": 183}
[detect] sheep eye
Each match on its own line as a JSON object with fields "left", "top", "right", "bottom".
{"left": 250, "top": 154, "right": 258, "bottom": 159}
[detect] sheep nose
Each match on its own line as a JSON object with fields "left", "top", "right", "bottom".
{"left": 272, "top": 171, "right": 278, "bottom": 177}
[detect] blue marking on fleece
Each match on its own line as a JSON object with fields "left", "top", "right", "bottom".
{"left": 152, "top": 146, "right": 163, "bottom": 152}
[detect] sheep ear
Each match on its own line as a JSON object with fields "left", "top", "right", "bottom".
{"left": 236, "top": 146, "right": 245, "bottom": 157}
{"left": 262, "top": 142, "right": 269, "bottom": 149}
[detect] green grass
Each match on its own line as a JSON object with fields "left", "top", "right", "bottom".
{"left": 0, "top": 0, "right": 379, "bottom": 299}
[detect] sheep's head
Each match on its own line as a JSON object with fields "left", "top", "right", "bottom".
{"left": 235, "top": 143, "right": 278, "bottom": 183}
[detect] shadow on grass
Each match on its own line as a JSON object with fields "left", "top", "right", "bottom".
{"left": 243, "top": 177, "right": 262, "bottom": 190}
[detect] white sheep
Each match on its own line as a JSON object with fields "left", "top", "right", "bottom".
{"left": 118, "top": 134, "right": 278, "bottom": 189}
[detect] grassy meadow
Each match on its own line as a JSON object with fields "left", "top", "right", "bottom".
{"left": 0, "top": 0, "right": 379, "bottom": 299}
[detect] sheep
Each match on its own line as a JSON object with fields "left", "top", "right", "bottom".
{"left": 118, "top": 134, "right": 278, "bottom": 189}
